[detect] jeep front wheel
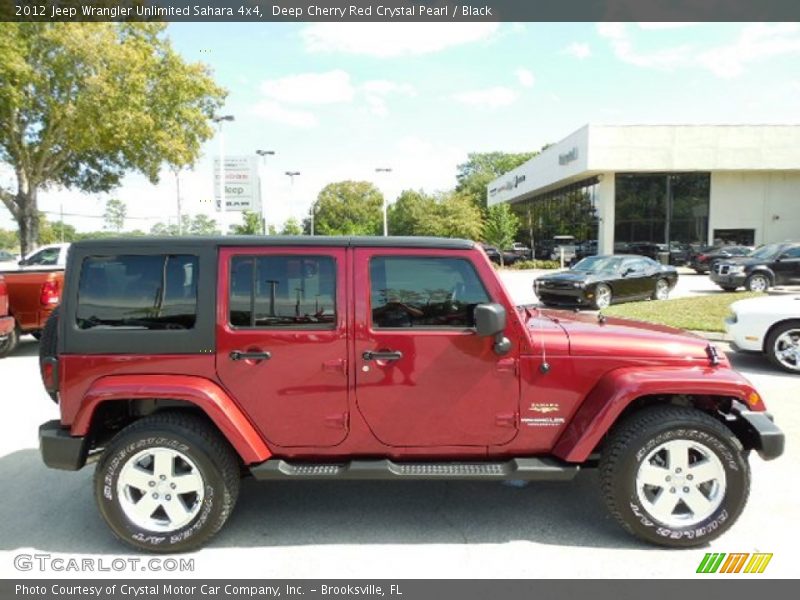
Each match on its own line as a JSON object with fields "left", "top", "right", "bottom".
{"left": 94, "top": 412, "right": 240, "bottom": 553}
{"left": 600, "top": 406, "right": 750, "bottom": 547}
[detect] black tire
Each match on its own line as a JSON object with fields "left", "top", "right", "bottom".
{"left": 600, "top": 405, "right": 750, "bottom": 548}
{"left": 31, "top": 331, "right": 42, "bottom": 340}
{"left": 0, "top": 323, "right": 19, "bottom": 358}
{"left": 94, "top": 412, "right": 241, "bottom": 553}
{"left": 744, "top": 273, "right": 770, "bottom": 293}
{"left": 765, "top": 320, "right": 800, "bottom": 374}
{"left": 39, "top": 307, "right": 59, "bottom": 402}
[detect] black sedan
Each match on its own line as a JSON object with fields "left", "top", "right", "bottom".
{"left": 690, "top": 245, "right": 752, "bottom": 273}
{"left": 534, "top": 255, "right": 679, "bottom": 310}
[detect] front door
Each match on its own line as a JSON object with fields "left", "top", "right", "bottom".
{"left": 354, "top": 249, "right": 519, "bottom": 447}
{"left": 773, "top": 246, "right": 800, "bottom": 285}
{"left": 216, "top": 247, "right": 349, "bottom": 447}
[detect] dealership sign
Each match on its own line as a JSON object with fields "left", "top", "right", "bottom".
{"left": 214, "top": 155, "right": 261, "bottom": 212}
{"left": 559, "top": 147, "right": 579, "bottom": 165}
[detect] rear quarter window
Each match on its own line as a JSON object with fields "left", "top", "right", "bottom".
{"left": 76, "top": 254, "right": 198, "bottom": 330}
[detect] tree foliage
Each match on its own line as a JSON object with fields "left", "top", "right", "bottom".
{"left": 389, "top": 189, "right": 483, "bottom": 240}
{"left": 280, "top": 217, "right": 303, "bottom": 236}
{"left": 455, "top": 151, "right": 539, "bottom": 211}
{"left": 312, "top": 181, "right": 383, "bottom": 236}
{"left": 103, "top": 198, "right": 127, "bottom": 232}
{"left": 0, "top": 23, "right": 226, "bottom": 254}
{"left": 229, "top": 210, "right": 263, "bottom": 235}
{"left": 483, "top": 204, "right": 520, "bottom": 265}
{"left": 150, "top": 214, "right": 219, "bottom": 236}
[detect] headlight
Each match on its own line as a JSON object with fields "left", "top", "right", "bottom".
{"left": 573, "top": 282, "right": 584, "bottom": 288}
{"left": 727, "top": 312, "right": 738, "bottom": 324}
{"left": 729, "top": 265, "right": 746, "bottom": 274}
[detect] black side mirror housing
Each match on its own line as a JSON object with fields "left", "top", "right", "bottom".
{"left": 474, "top": 303, "right": 512, "bottom": 355}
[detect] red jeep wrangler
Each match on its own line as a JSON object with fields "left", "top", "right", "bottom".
{"left": 38, "top": 237, "right": 784, "bottom": 552}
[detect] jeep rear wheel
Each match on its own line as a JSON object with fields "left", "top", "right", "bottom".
{"left": 0, "top": 324, "right": 19, "bottom": 358}
{"left": 600, "top": 405, "right": 749, "bottom": 547}
{"left": 94, "top": 412, "right": 240, "bottom": 553}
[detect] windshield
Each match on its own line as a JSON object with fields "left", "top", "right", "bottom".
{"left": 572, "top": 256, "right": 623, "bottom": 272}
{"left": 750, "top": 244, "right": 781, "bottom": 260}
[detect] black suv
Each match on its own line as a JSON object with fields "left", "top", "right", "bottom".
{"left": 710, "top": 242, "right": 800, "bottom": 292}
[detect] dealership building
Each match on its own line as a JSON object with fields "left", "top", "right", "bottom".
{"left": 487, "top": 124, "right": 800, "bottom": 255}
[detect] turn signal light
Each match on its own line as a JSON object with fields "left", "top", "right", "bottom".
{"left": 40, "top": 280, "right": 60, "bottom": 306}
{"left": 747, "top": 391, "right": 761, "bottom": 407}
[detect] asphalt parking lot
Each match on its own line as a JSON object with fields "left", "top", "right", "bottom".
{"left": 0, "top": 270, "right": 796, "bottom": 579}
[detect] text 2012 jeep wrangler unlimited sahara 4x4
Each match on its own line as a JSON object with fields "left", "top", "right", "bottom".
{"left": 38, "top": 237, "right": 784, "bottom": 552}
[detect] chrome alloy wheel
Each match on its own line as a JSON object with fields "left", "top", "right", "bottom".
{"left": 595, "top": 284, "right": 612, "bottom": 309}
{"left": 773, "top": 328, "right": 800, "bottom": 372}
{"left": 748, "top": 274, "right": 768, "bottom": 292}
{"left": 654, "top": 279, "right": 669, "bottom": 300}
{"left": 635, "top": 439, "right": 726, "bottom": 528}
{"left": 117, "top": 447, "right": 205, "bottom": 532}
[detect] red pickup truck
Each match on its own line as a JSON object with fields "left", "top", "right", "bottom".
{"left": 0, "top": 269, "right": 63, "bottom": 356}
{"left": 38, "top": 237, "right": 783, "bottom": 552}
{"left": 0, "top": 275, "right": 16, "bottom": 354}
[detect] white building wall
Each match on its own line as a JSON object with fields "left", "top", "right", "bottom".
{"left": 710, "top": 172, "right": 800, "bottom": 246}
{"left": 596, "top": 173, "right": 615, "bottom": 255}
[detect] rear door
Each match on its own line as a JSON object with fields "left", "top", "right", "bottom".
{"left": 353, "top": 248, "right": 519, "bottom": 447}
{"left": 216, "top": 247, "right": 349, "bottom": 447}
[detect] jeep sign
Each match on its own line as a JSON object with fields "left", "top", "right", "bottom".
{"left": 214, "top": 155, "right": 261, "bottom": 212}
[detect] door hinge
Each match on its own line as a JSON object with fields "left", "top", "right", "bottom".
{"left": 325, "top": 412, "right": 348, "bottom": 430}
{"left": 322, "top": 358, "right": 347, "bottom": 374}
{"left": 496, "top": 357, "right": 518, "bottom": 375}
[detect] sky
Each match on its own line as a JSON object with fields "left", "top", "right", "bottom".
{"left": 2, "top": 21, "right": 799, "bottom": 234}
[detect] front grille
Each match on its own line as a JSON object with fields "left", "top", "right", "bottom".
{"left": 717, "top": 264, "right": 730, "bottom": 275}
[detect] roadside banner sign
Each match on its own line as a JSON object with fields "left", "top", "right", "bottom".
{"left": 214, "top": 155, "right": 261, "bottom": 212}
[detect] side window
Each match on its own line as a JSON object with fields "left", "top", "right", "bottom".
{"left": 370, "top": 257, "right": 490, "bottom": 329}
{"left": 76, "top": 255, "right": 198, "bottom": 330}
{"left": 781, "top": 246, "right": 800, "bottom": 259}
{"left": 229, "top": 255, "right": 336, "bottom": 329}
{"left": 624, "top": 258, "right": 649, "bottom": 273}
{"left": 27, "top": 247, "right": 60, "bottom": 266}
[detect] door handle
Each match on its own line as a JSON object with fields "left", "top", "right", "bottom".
{"left": 229, "top": 350, "right": 271, "bottom": 361}
{"left": 362, "top": 350, "right": 403, "bottom": 361}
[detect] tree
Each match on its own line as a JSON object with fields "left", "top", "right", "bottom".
{"left": 103, "top": 198, "right": 127, "bottom": 232}
{"left": 0, "top": 23, "right": 226, "bottom": 255}
{"left": 150, "top": 214, "right": 219, "bottom": 236}
{"left": 483, "top": 203, "right": 520, "bottom": 266}
{"left": 38, "top": 213, "right": 77, "bottom": 244}
{"left": 388, "top": 189, "right": 483, "bottom": 240}
{"left": 455, "top": 151, "right": 539, "bottom": 211}
{"left": 280, "top": 217, "right": 303, "bottom": 236}
{"left": 229, "top": 210, "right": 262, "bottom": 235}
{"left": 312, "top": 181, "right": 383, "bottom": 236}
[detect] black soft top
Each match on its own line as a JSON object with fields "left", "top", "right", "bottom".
{"left": 71, "top": 236, "right": 477, "bottom": 251}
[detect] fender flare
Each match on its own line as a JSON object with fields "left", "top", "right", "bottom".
{"left": 552, "top": 366, "right": 764, "bottom": 463}
{"left": 72, "top": 374, "right": 271, "bottom": 464}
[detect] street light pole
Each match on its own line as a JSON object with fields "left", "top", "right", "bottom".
{"left": 213, "top": 115, "right": 235, "bottom": 225}
{"left": 375, "top": 167, "right": 392, "bottom": 236}
{"left": 284, "top": 171, "right": 302, "bottom": 233}
{"left": 256, "top": 150, "right": 276, "bottom": 234}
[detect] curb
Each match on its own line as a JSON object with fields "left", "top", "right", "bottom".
{"left": 690, "top": 330, "right": 728, "bottom": 342}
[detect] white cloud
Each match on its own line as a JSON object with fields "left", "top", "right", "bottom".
{"left": 515, "top": 68, "right": 535, "bottom": 88}
{"left": 250, "top": 101, "right": 317, "bottom": 128}
{"left": 564, "top": 42, "right": 592, "bottom": 59}
{"left": 259, "top": 70, "right": 355, "bottom": 105}
{"left": 597, "top": 22, "right": 800, "bottom": 78}
{"left": 637, "top": 22, "right": 699, "bottom": 30}
{"left": 361, "top": 80, "right": 416, "bottom": 117}
{"left": 301, "top": 23, "right": 499, "bottom": 58}
{"left": 453, "top": 86, "right": 518, "bottom": 109}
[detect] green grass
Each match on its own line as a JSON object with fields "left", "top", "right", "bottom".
{"left": 602, "top": 292, "right": 762, "bottom": 332}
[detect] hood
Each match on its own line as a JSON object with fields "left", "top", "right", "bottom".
{"left": 537, "top": 270, "right": 593, "bottom": 282}
{"left": 539, "top": 309, "right": 716, "bottom": 360}
{"left": 732, "top": 294, "right": 800, "bottom": 316}
{"left": 717, "top": 256, "right": 763, "bottom": 267}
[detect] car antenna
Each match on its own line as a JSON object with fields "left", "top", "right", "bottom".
{"left": 536, "top": 306, "right": 551, "bottom": 374}
{"left": 598, "top": 312, "right": 606, "bottom": 324}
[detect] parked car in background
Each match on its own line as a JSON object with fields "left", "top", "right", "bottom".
{"left": 711, "top": 242, "right": 800, "bottom": 292}
{"left": 0, "top": 250, "right": 19, "bottom": 271}
{"left": 691, "top": 245, "right": 752, "bottom": 274}
{"left": 573, "top": 240, "right": 598, "bottom": 262}
{"left": 534, "top": 254, "right": 678, "bottom": 309}
{"left": 0, "top": 275, "right": 15, "bottom": 357}
{"left": 668, "top": 242, "right": 691, "bottom": 266}
{"left": 507, "top": 242, "right": 532, "bottom": 260}
{"left": 13, "top": 243, "right": 70, "bottom": 271}
{"left": 1, "top": 269, "right": 64, "bottom": 355}
{"left": 480, "top": 243, "right": 519, "bottom": 265}
{"left": 726, "top": 295, "right": 800, "bottom": 373}
{"left": 549, "top": 235, "right": 577, "bottom": 262}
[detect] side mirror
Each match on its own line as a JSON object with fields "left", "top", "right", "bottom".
{"left": 474, "top": 303, "right": 512, "bottom": 355}
{"left": 17, "top": 259, "right": 27, "bottom": 267}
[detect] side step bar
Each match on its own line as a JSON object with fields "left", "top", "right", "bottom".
{"left": 250, "top": 457, "right": 579, "bottom": 481}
